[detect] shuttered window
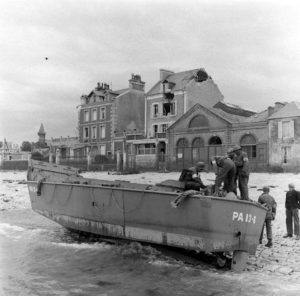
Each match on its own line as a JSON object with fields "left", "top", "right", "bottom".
{"left": 282, "top": 120, "right": 294, "bottom": 139}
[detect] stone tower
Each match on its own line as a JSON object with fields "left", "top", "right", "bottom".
{"left": 38, "top": 123, "right": 46, "bottom": 145}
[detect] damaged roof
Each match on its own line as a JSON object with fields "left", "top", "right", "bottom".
{"left": 214, "top": 101, "right": 256, "bottom": 117}
{"left": 147, "top": 68, "right": 206, "bottom": 96}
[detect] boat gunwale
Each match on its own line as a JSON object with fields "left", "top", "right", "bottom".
{"left": 27, "top": 180, "right": 267, "bottom": 211}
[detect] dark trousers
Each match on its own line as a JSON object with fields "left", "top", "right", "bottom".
{"left": 286, "top": 208, "right": 299, "bottom": 236}
{"left": 260, "top": 219, "right": 272, "bottom": 241}
{"left": 238, "top": 175, "right": 249, "bottom": 200}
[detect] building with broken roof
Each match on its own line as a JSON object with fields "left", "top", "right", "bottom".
{"left": 77, "top": 74, "right": 145, "bottom": 160}
{"left": 268, "top": 101, "right": 300, "bottom": 170}
{"left": 126, "top": 68, "right": 225, "bottom": 169}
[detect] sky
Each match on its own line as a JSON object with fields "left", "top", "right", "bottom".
{"left": 1, "top": 0, "right": 300, "bottom": 145}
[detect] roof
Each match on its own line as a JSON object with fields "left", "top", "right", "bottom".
{"left": 268, "top": 101, "right": 300, "bottom": 119}
{"left": 38, "top": 123, "right": 45, "bottom": 135}
{"left": 114, "top": 88, "right": 130, "bottom": 95}
{"left": 213, "top": 101, "right": 256, "bottom": 117}
{"left": 169, "top": 103, "right": 247, "bottom": 131}
{"left": 209, "top": 107, "right": 248, "bottom": 123}
{"left": 147, "top": 68, "right": 203, "bottom": 96}
{"left": 243, "top": 109, "right": 269, "bottom": 123}
{"left": 88, "top": 88, "right": 129, "bottom": 98}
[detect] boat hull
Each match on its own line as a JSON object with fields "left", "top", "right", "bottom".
{"left": 27, "top": 180, "right": 266, "bottom": 255}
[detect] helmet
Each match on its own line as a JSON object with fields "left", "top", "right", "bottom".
{"left": 195, "top": 161, "right": 205, "bottom": 170}
{"left": 262, "top": 186, "right": 270, "bottom": 193}
{"left": 227, "top": 148, "right": 234, "bottom": 154}
{"left": 232, "top": 145, "right": 242, "bottom": 152}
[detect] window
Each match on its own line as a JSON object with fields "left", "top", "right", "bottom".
{"left": 84, "top": 110, "right": 89, "bottom": 122}
{"left": 282, "top": 120, "right": 294, "bottom": 139}
{"left": 282, "top": 146, "right": 291, "bottom": 164}
{"left": 137, "top": 143, "right": 156, "bottom": 155}
{"left": 189, "top": 115, "right": 209, "bottom": 128}
{"left": 240, "top": 134, "right": 256, "bottom": 159}
{"left": 163, "top": 102, "right": 175, "bottom": 116}
{"left": 91, "top": 126, "right": 97, "bottom": 139}
{"left": 84, "top": 127, "right": 89, "bottom": 139}
{"left": 192, "top": 137, "right": 205, "bottom": 162}
{"left": 100, "top": 107, "right": 106, "bottom": 120}
{"left": 161, "top": 124, "right": 168, "bottom": 133}
{"left": 100, "top": 145, "right": 106, "bottom": 155}
{"left": 100, "top": 125, "right": 106, "bottom": 139}
{"left": 153, "top": 104, "right": 159, "bottom": 118}
{"left": 176, "top": 138, "right": 188, "bottom": 160}
{"left": 92, "top": 109, "right": 97, "bottom": 121}
{"left": 153, "top": 125, "right": 158, "bottom": 136}
{"left": 208, "top": 136, "right": 222, "bottom": 145}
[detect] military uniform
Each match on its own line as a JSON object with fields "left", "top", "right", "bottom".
{"left": 235, "top": 151, "right": 250, "bottom": 200}
{"left": 215, "top": 157, "right": 236, "bottom": 194}
{"left": 179, "top": 165, "right": 206, "bottom": 191}
{"left": 258, "top": 191, "right": 277, "bottom": 246}
{"left": 285, "top": 188, "right": 300, "bottom": 237}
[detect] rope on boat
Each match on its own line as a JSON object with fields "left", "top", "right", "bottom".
{"left": 36, "top": 178, "right": 46, "bottom": 196}
{"left": 170, "top": 190, "right": 199, "bottom": 208}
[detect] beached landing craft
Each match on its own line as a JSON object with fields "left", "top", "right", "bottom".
{"left": 27, "top": 160, "right": 267, "bottom": 271}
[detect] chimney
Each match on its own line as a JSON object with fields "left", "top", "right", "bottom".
{"left": 274, "top": 102, "right": 285, "bottom": 111}
{"left": 160, "top": 69, "right": 174, "bottom": 81}
{"left": 267, "top": 106, "right": 275, "bottom": 117}
{"left": 129, "top": 74, "right": 145, "bottom": 91}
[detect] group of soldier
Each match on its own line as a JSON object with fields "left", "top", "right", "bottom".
{"left": 181, "top": 148, "right": 300, "bottom": 248}
{"left": 183, "top": 144, "right": 250, "bottom": 199}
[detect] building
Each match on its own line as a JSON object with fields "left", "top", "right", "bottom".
{"left": 268, "top": 101, "right": 300, "bottom": 170}
{"left": 78, "top": 74, "right": 145, "bottom": 160}
{"left": 49, "top": 136, "right": 79, "bottom": 159}
{"left": 167, "top": 101, "right": 270, "bottom": 171}
{"left": 38, "top": 123, "right": 46, "bottom": 146}
{"left": 127, "top": 68, "right": 225, "bottom": 169}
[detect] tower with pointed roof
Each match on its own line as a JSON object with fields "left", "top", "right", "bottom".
{"left": 38, "top": 123, "right": 46, "bottom": 145}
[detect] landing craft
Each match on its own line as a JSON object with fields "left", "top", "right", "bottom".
{"left": 27, "top": 160, "right": 267, "bottom": 271}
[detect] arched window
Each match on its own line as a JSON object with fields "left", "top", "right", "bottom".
{"left": 176, "top": 138, "right": 188, "bottom": 164}
{"left": 240, "top": 134, "right": 256, "bottom": 159}
{"left": 192, "top": 137, "right": 205, "bottom": 162}
{"left": 177, "top": 138, "right": 188, "bottom": 148}
{"left": 208, "top": 136, "right": 222, "bottom": 145}
{"left": 188, "top": 115, "right": 209, "bottom": 128}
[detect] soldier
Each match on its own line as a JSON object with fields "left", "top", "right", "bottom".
{"left": 258, "top": 186, "right": 277, "bottom": 247}
{"left": 227, "top": 147, "right": 237, "bottom": 194}
{"left": 179, "top": 161, "right": 207, "bottom": 191}
{"left": 283, "top": 183, "right": 300, "bottom": 239}
{"left": 212, "top": 156, "right": 236, "bottom": 196}
{"left": 232, "top": 145, "right": 250, "bottom": 200}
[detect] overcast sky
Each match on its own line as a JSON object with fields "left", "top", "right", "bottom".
{"left": 1, "top": 0, "right": 300, "bottom": 145}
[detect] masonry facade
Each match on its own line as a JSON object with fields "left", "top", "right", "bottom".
{"left": 78, "top": 74, "right": 145, "bottom": 160}
{"left": 167, "top": 103, "right": 269, "bottom": 171}
{"left": 127, "top": 68, "right": 225, "bottom": 169}
{"left": 268, "top": 102, "right": 300, "bottom": 170}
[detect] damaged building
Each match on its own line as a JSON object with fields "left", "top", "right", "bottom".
{"left": 126, "top": 68, "right": 225, "bottom": 169}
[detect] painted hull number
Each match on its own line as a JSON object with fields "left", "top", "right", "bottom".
{"left": 232, "top": 211, "right": 256, "bottom": 224}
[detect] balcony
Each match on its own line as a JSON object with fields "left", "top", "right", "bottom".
{"left": 155, "top": 132, "right": 166, "bottom": 139}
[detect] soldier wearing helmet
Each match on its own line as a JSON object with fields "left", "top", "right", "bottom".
{"left": 179, "top": 161, "right": 207, "bottom": 191}
{"left": 232, "top": 145, "right": 250, "bottom": 200}
{"left": 212, "top": 156, "right": 236, "bottom": 196}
